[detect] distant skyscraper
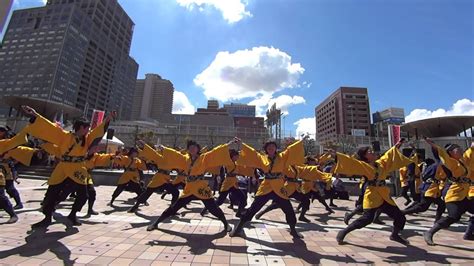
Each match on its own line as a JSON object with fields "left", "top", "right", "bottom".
{"left": 223, "top": 103, "right": 256, "bottom": 117}
{"left": 131, "top": 74, "right": 174, "bottom": 121}
{"left": 315, "top": 87, "right": 371, "bottom": 142}
{"left": 0, "top": 0, "right": 138, "bottom": 120}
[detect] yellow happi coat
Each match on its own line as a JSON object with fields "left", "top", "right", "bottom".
{"left": 26, "top": 114, "right": 108, "bottom": 185}
{"left": 464, "top": 147, "right": 474, "bottom": 199}
{"left": 139, "top": 144, "right": 173, "bottom": 189}
{"left": 115, "top": 156, "right": 147, "bottom": 185}
{"left": 238, "top": 140, "right": 304, "bottom": 199}
{"left": 85, "top": 153, "right": 115, "bottom": 185}
{"left": 424, "top": 165, "right": 447, "bottom": 198}
{"left": 399, "top": 166, "right": 410, "bottom": 188}
{"left": 334, "top": 146, "right": 414, "bottom": 209}
{"left": 434, "top": 144, "right": 472, "bottom": 203}
{"left": 220, "top": 161, "right": 254, "bottom": 192}
{"left": 160, "top": 144, "right": 232, "bottom": 199}
{"left": 0, "top": 146, "right": 35, "bottom": 186}
{"left": 284, "top": 165, "right": 332, "bottom": 196}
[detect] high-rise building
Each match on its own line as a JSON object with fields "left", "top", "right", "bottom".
{"left": 195, "top": 100, "right": 229, "bottom": 116}
{"left": 131, "top": 74, "right": 174, "bottom": 121}
{"left": 223, "top": 103, "right": 256, "bottom": 117}
{"left": 0, "top": 0, "right": 138, "bottom": 120}
{"left": 315, "top": 87, "right": 371, "bottom": 142}
{"left": 372, "top": 107, "right": 405, "bottom": 139}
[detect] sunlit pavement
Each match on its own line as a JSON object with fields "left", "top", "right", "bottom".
{"left": 0, "top": 179, "right": 473, "bottom": 265}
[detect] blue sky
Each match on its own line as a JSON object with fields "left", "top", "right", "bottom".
{"left": 5, "top": 0, "right": 474, "bottom": 136}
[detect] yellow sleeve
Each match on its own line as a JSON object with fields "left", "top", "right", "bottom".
{"left": 436, "top": 145, "right": 468, "bottom": 177}
{"left": 296, "top": 165, "right": 332, "bottom": 182}
{"left": 334, "top": 152, "right": 375, "bottom": 179}
{"left": 236, "top": 164, "right": 254, "bottom": 177}
{"left": 92, "top": 154, "right": 114, "bottom": 168}
{"left": 5, "top": 146, "right": 36, "bottom": 166}
{"left": 40, "top": 143, "right": 61, "bottom": 157}
{"left": 137, "top": 159, "right": 147, "bottom": 170}
{"left": 0, "top": 127, "right": 29, "bottom": 154}
{"left": 318, "top": 153, "right": 332, "bottom": 166}
{"left": 26, "top": 114, "right": 68, "bottom": 145}
{"left": 203, "top": 144, "right": 233, "bottom": 169}
{"left": 399, "top": 167, "right": 407, "bottom": 179}
{"left": 279, "top": 140, "right": 305, "bottom": 167}
{"left": 139, "top": 144, "right": 166, "bottom": 166}
{"left": 376, "top": 146, "right": 414, "bottom": 173}
{"left": 114, "top": 156, "right": 128, "bottom": 168}
{"left": 162, "top": 146, "right": 187, "bottom": 170}
{"left": 86, "top": 120, "right": 108, "bottom": 148}
{"left": 239, "top": 143, "right": 265, "bottom": 169}
{"left": 463, "top": 147, "right": 474, "bottom": 177}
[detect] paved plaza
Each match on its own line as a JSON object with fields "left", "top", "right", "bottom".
{"left": 0, "top": 179, "right": 473, "bottom": 265}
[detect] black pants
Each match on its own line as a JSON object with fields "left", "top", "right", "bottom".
{"left": 401, "top": 186, "right": 410, "bottom": 202}
{"left": 334, "top": 190, "right": 349, "bottom": 200}
{"left": 213, "top": 187, "right": 247, "bottom": 212}
{"left": 408, "top": 179, "right": 421, "bottom": 202}
{"left": 436, "top": 198, "right": 474, "bottom": 229}
{"left": 152, "top": 195, "right": 228, "bottom": 225}
{"left": 0, "top": 186, "right": 15, "bottom": 217}
{"left": 112, "top": 181, "right": 144, "bottom": 200}
{"left": 236, "top": 191, "right": 297, "bottom": 230}
{"left": 308, "top": 190, "right": 331, "bottom": 210}
{"left": 345, "top": 201, "right": 406, "bottom": 235}
{"left": 5, "top": 180, "right": 21, "bottom": 206}
{"left": 87, "top": 184, "right": 96, "bottom": 211}
{"left": 402, "top": 195, "right": 445, "bottom": 221}
{"left": 43, "top": 178, "right": 88, "bottom": 216}
{"left": 136, "top": 183, "right": 179, "bottom": 205}
{"left": 260, "top": 191, "right": 310, "bottom": 218}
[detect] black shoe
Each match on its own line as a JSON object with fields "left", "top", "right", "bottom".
{"left": 147, "top": 222, "right": 158, "bottom": 231}
{"left": 228, "top": 204, "right": 234, "bottom": 209}
{"left": 390, "top": 234, "right": 409, "bottom": 245}
{"left": 255, "top": 212, "right": 263, "bottom": 220}
{"left": 336, "top": 230, "right": 347, "bottom": 245}
{"left": 424, "top": 231, "right": 435, "bottom": 246}
{"left": 373, "top": 219, "right": 385, "bottom": 225}
{"left": 144, "top": 201, "right": 150, "bottom": 206}
{"left": 67, "top": 215, "right": 81, "bottom": 226}
{"left": 463, "top": 234, "right": 474, "bottom": 241}
{"left": 235, "top": 212, "right": 242, "bottom": 218}
{"left": 298, "top": 216, "right": 311, "bottom": 223}
{"left": 127, "top": 206, "right": 138, "bottom": 213}
{"left": 330, "top": 203, "right": 338, "bottom": 208}
{"left": 404, "top": 200, "right": 412, "bottom": 206}
{"left": 344, "top": 212, "right": 351, "bottom": 225}
{"left": 13, "top": 204, "right": 23, "bottom": 210}
{"left": 88, "top": 209, "right": 99, "bottom": 215}
{"left": 224, "top": 223, "right": 232, "bottom": 232}
{"left": 229, "top": 226, "right": 243, "bottom": 237}
{"left": 326, "top": 208, "right": 335, "bottom": 214}
{"left": 6, "top": 215, "right": 18, "bottom": 224}
{"left": 290, "top": 229, "right": 303, "bottom": 239}
{"left": 32, "top": 217, "right": 52, "bottom": 228}
{"left": 200, "top": 209, "right": 208, "bottom": 216}
{"left": 161, "top": 194, "right": 166, "bottom": 199}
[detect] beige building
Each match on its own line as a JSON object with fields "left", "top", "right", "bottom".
{"left": 131, "top": 74, "right": 174, "bottom": 121}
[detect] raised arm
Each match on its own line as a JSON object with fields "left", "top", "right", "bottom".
{"left": 0, "top": 127, "right": 28, "bottom": 154}
{"left": 279, "top": 140, "right": 305, "bottom": 168}
{"left": 239, "top": 142, "right": 265, "bottom": 169}
{"left": 161, "top": 146, "right": 187, "bottom": 171}
{"left": 40, "top": 143, "right": 61, "bottom": 158}
{"left": 376, "top": 146, "right": 414, "bottom": 174}
{"left": 463, "top": 144, "right": 473, "bottom": 176}
{"left": 333, "top": 152, "right": 375, "bottom": 179}
{"left": 21, "top": 106, "right": 68, "bottom": 145}
{"left": 138, "top": 143, "right": 166, "bottom": 167}
{"left": 86, "top": 111, "right": 116, "bottom": 148}
{"left": 295, "top": 165, "right": 332, "bottom": 182}
{"left": 202, "top": 144, "right": 233, "bottom": 169}
{"left": 426, "top": 139, "right": 467, "bottom": 178}
{"left": 4, "top": 146, "right": 36, "bottom": 166}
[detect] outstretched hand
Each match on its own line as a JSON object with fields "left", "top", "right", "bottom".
{"left": 21, "top": 105, "right": 38, "bottom": 118}
{"left": 105, "top": 110, "right": 117, "bottom": 123}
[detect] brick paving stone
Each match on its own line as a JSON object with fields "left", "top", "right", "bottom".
{"left": 0, "top": 179, "right": 473, "bottom": 265}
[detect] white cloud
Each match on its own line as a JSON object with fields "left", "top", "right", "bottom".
{"left": 249, "top": 94, "right": 306, "bottom": 117}
{"left": 406, "top": 98, "right": 474, "bottom": 122}
{"left": 172, "top": 91, "right": 196, "bottom": 114}
{"left": 176, "top": 0, "right": 251, "bottom": 23}
{"left": 194, "top": 46, "right": 305, "bottom": 102}
{"left": 294, "top": 117, "right": 316, "bottom": 138}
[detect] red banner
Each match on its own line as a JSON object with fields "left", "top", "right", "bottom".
{"left": 90, "top": 109, "right": 105, "bottom": 129}
{"left": 391, "top": 125, "right": 401, "bottom": 145}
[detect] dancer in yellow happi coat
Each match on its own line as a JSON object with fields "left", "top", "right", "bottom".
{"left": 0, "top": 128, "right": 34, "bottom": 223}
{"left": 110, "top": 147, "right": 146, "bottom": 206}
{"left": 127, "top": 142, "right": 180, "bottom": 213}
{"left": 424, "top": 140, "right": 474, "bottom": 245}
{"left": 146, "top": 139, "right": 236, "bottom": 233}
{"left": 21, "top": 105, "right": 116, "bottom": 228}
{"left": 330, "top": 139, "right": 415, "bottom": 245}
{"left": 229, "top": 139, "right": 305, "bottom": 238}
